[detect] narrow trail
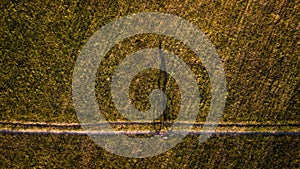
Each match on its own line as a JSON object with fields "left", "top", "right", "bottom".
{"left": 0, "top": 120, "right": 299, "bottom": 136}
{"left": 1, "top": 120, "right": 299, "bottom": 127}
{"left": 1, "top": 129, "right": 299, "bottom": 135}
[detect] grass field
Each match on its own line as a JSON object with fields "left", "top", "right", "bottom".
{"left": 1, "top": 0, "right": 299, "bottom": 168}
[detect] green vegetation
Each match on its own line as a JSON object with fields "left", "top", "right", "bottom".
{"left": 1, "top": 134, "right": 298, "bottom": 168}
{"left": 1, "top": 0, "right": 299, "bottom": 168}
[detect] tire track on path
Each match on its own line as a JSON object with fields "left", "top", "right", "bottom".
{"left": 0, "top": 120, "right": 299, "bottom": 135}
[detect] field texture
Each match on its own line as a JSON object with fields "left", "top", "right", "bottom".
{"left": 1, "top": 0, "right": 299, "bottom": 168}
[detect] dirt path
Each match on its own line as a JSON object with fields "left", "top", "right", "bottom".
{"left": 0, "top": 120, "right": 299, "bottom": 135}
